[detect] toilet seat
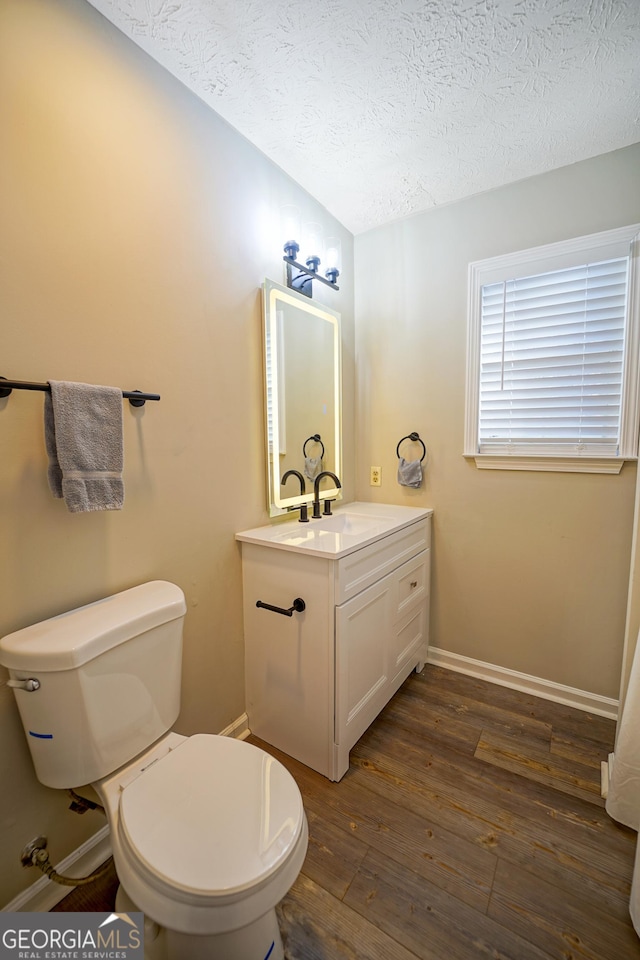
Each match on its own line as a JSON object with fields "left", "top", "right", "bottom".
{"left": 117, "top": 734, "right": 305, "bottom": 906}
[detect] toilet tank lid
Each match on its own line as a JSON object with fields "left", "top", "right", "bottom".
{"left": 0, "top": 581, "right": 187, "bottom": 672}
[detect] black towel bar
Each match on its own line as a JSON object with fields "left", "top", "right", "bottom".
{"left": 0, "top": 377, "right": 160, "bottom": 406}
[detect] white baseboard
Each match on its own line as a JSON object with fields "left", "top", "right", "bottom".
{"left": 426, "top": 647, "right": 619, "bottom": 721}
{"left": 219, "top": 711, "right": 250, "bottom": 740}
{"left": 2, "top": 713, "right": 252, "bottom": 914}
{"left": 2, "top": 824, "right": 112, "bottom": 914}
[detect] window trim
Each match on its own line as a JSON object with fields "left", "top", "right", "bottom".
{"left": 464, "top": 224, "right": 640, "bottom": 474}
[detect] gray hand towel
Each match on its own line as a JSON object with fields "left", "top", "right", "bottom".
{"left": 304, "top": 456, "right": 323, "bottom": 481}
{"left": 397, "top": 457, "right": 423, "bottom": 488}
{"left": 44, "top": 381, "right": 124, "bottom": 513}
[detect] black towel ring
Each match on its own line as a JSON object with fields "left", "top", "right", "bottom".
{"left": 303, "top": 434, "right": 325, "bottom": 459}
{"left": 396, "top": 432, "right": 427, "bottom": 462}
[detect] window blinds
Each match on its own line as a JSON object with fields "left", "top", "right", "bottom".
{"left": 478, "top": 257, "right": 629, "bottom": 456}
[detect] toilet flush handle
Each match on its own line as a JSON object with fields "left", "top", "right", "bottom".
{"left": 7, "top": 677, "right": 41, "bottom": 692}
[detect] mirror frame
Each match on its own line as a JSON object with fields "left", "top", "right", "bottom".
{"left": 263, "top": 279, "right": 342, "bottom": 517}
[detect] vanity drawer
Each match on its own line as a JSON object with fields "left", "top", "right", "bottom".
{"left": 389, "top": 603, "right": 427, "bottom": 685}
{"left": 394, "top": 550, "right": 429, "bottom": 620}
{"left": 335, "top": 518, "right": 430, "bottom": 604}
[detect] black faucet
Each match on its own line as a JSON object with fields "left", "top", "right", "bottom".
{"left": 312, "top": 471, "right": 342, "bottom": 518}
{"left": 281, "top": 470, "right": 309, "bottom": 522}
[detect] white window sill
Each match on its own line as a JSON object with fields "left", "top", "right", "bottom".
{"left": 465, "top": 455, "right": 633, "bottom": 474}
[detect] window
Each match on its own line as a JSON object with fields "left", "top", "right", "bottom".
{"left": 465, "top": 224, "right": 640, "bottom": 473}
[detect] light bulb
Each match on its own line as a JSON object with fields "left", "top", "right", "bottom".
{"left": 325, "top": 237, "right": 341, "bottom": 271}
{"left": 281, "top": 205, "right": 301, "bottom": 259}
{"left": 303, "top": 221, "right": 324, "bottom": 265}
{"left": 325, "top": 237, "right": 341, "bottom": 283}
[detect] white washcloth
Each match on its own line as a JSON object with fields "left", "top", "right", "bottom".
{"left": 397, "top": 457, "right": 423, "bottom": 488}
{"left": 44, "top": 381, "right": 124, "bottom": 513}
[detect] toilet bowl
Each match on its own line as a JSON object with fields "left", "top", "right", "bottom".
{"left": 0, "top": 581, "right": 308, "bottom": 960}
{"left": 95, "top": 731, "right": 308, "bottom": 960}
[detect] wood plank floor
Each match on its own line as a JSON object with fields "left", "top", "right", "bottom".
{"left": 55, "top": 665, "right": 640, "bottom": 960}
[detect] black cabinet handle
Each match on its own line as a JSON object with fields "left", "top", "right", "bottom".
{"left": 256, "top": 598, "right": 306, "bottom": 617}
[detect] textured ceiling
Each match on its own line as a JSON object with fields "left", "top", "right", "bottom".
{"left": 86, "top": 0, "right": 640, "bottom": 234}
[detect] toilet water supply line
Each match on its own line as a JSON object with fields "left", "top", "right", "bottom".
{"left": 27, "top": 846, "right": 114, "bottom": 887}
{"left": 22, "top": 790, "right": 114, "bottom": 887}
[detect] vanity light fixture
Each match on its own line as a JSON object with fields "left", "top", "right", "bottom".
{"left": 281, "top": 207, "right": 340, "bottom": 298}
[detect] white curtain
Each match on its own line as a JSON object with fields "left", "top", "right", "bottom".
{"left": 607, "top": 630, "right": 640, "bottom": 935}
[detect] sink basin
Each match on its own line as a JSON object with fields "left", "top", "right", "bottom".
{"left": 237, "top": 502, "right": 433, "bottom": 558}
{"left": 309, "top": 512, "right": 394, "bottom": 535}
{"left": 270, "top": 512, "right": 394, "bottom": 545}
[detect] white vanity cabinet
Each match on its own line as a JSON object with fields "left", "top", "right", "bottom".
{"left": 238, "top": 505, "right": 431, "bottom": 781}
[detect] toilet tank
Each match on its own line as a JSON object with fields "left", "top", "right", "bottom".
{"left": 0, "top": 581, "right": 187, "bottom": 788}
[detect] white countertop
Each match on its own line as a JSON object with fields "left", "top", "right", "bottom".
{"left": 236, "top": 501, "right": 433, "bottom": 559}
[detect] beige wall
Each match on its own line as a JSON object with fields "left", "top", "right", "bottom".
{"left": 0, "top": 0, "right": 354, "bottom": 906}
{"left": 355, "top": 143, "right": 640, "bottom": 701}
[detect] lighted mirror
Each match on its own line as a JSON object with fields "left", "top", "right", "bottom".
{"left": 263, "top": 278, "right": 342, "bottom": 517}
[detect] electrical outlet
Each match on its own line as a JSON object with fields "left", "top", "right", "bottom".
{"left": 370, "top": 465, "right": 381, "bottom": 486}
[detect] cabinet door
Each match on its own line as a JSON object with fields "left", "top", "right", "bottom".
{"left": 242, "top": 544, "right": 335, "bottom": 779}
{"left": 335, "top": 575, "right": 392, "bottom": 747}
{"left": 335, "top": 550, "right": 430, "bottom": 754}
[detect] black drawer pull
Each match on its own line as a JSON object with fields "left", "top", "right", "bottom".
{"left": 256, "top": 598, "right": 306, "bottom": 617}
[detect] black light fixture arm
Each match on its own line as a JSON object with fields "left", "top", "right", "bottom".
{"left": 284, "top": 256, "right": 340, "bottom": 298}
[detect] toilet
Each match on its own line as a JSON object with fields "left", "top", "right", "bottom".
{"left": 0, "top": 581, "right": 308, "bottom": 960}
